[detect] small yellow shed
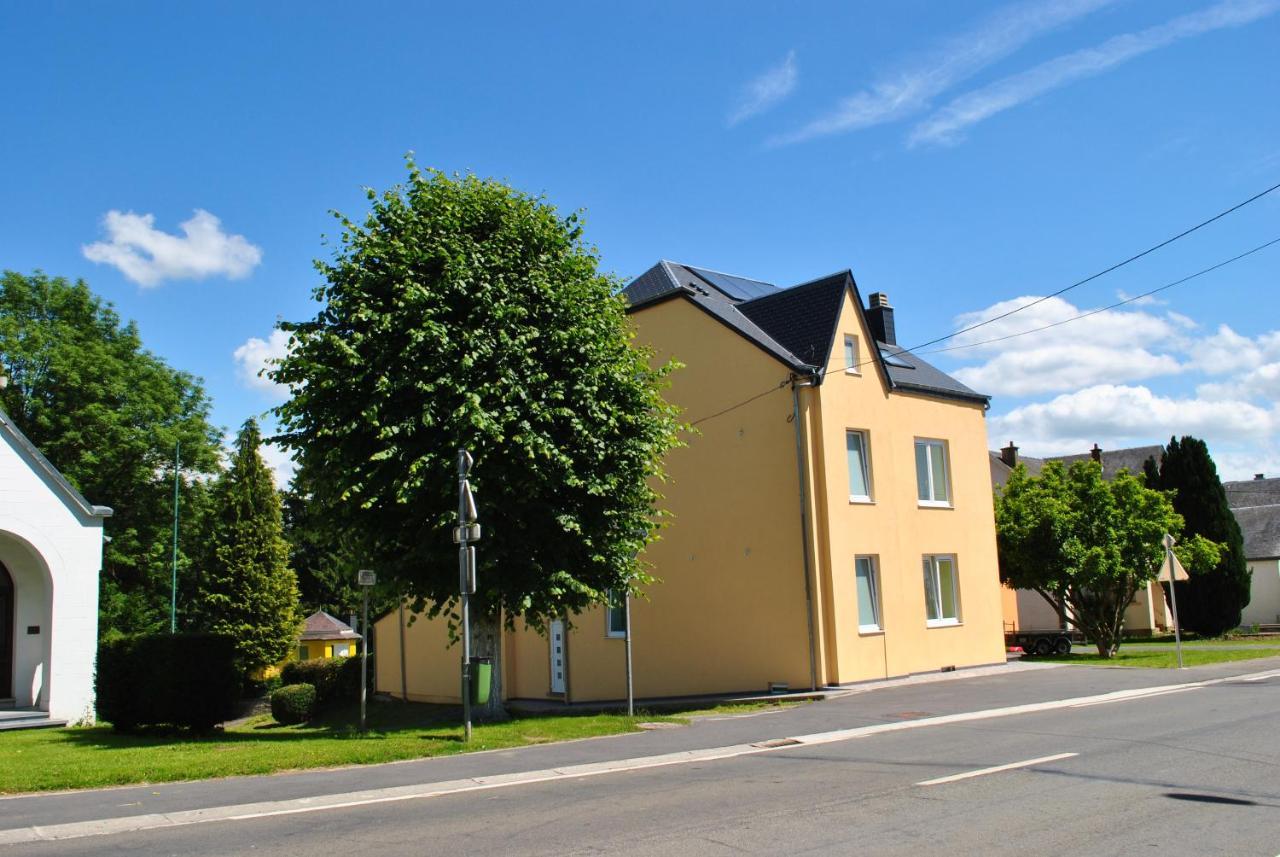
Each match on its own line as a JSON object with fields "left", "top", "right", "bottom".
{"left": 297, "top": 610, "right": 362, "bottom": 660}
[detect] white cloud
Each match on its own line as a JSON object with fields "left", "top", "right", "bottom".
{"left": 83, "top": 209, "right": 263, "bottom": 287}
{"left": 1199, "top": 361, "right": 1280, "bottom": 402}
{"left": 259, "top": 440, "right": 298, "bottom": 489}
{"left": 989, "top": 384, "right": 1277, "bottom": 452}
{"left": 910, "top": 0, "right": 1280, "bottom": 146}
{"left": 728, "top": 51, "right": 798, "bottom": 126}
{"left": 233, "top": 329, "right": 291, "bottom": 399}
{"left": 956, "top": 344, "right": 1182, "bottom": 396}
{"left": 770, "top": 0, "right": 1116, "bottom": 145}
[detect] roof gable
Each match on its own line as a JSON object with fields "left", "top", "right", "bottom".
{"left": 0, "top": 407, "right": 112, "bottom": 520}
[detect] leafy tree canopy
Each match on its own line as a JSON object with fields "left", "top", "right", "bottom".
{"left": 996, "top": 460, "right": 1183, "bottom": 656}
{"left": 0, "top": 271, "right": 222, "bottom": 637}
{"left": 272, "top": 163, "right": 683, "bottom": 631}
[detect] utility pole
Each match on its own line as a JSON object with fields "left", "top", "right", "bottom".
{"left": 170, "top": 440, "right": 180, "bottom": 634}
{"left": 357, "top": 569, "right": 376, "bottom": 731}
{"left": 623, "top": 588, "right": 634, "bottom": 717}
{"left": 454, "top": 449, "right": 480, "bottom": 742}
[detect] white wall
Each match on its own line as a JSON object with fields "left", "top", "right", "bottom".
{"left": 0, "top": 429, "right": 104, "bottom": 723}
{"left": 1242, "top": 559, "right": 1280, "bottom": 627}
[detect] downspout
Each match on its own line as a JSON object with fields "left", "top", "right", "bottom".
{"left": 791, "top": 373, "right": 819, "bottom": 692}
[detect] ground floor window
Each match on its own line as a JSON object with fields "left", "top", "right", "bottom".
{"left": 855, "top": 556, "right": 881, "bottom": 631}
{"left": 923, "top": 555, "right": 960, "bottom": 626}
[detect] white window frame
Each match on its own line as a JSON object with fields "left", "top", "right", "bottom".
{"left": 855, "top": 555, "right": 882, "bottom": 633}
{"left": 605, "top": 589, "right": 627, "bottom": 638}
{"left": 846, "top": 429, "right": 874, "bottom": 504}
{"left": 915, "top": 438, "right": 952, "bottom": 507}
{"left": 843, "top": 334, "right": 861, "bottom": 374}
{"left": 923, "top": 554, "right": 961, "bottom": 626}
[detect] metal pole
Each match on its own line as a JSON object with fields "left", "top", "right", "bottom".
{"left": 170, "top": 440, "right": 180, "bottom": 634}
{"left": 399, "top": 599, "right": 408, "bottom": 702}
{"left": 1165, "top": 536, "right": 1184, "bottom": 669}
{"left": 458, "top": 449, "right": 472, "bottom": 743}
{"left": 623, "top": 590, "right": 634, "bottom": 717}
{"left": 360, "top": 587, "right": 369, "bottom": 731}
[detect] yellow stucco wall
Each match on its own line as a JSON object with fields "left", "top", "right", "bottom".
{"left": 378, "top": 284, "right": 1007, "bottom": 702}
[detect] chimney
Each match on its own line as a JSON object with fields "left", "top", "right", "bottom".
{"left": 1000, "top": 442, "right": 1019, "bottom": 468}
{"left": 1255, "top": 473, "right": 1265, "bottom": 480}
{"left": 866, "top": 292, "right": 896, "bottom": 345}
{"left": 1090, "top": 443, "right": 1102, "bottom": 464}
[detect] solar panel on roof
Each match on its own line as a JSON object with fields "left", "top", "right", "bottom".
{"left": 685, "top": 266, "right": 778, "bottom": 301}
{"left": 880, "top": 348, "right": 915, "bottom": 369}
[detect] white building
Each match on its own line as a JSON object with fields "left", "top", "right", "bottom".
{"left": 1225, "top": 477, "right": 1280, "bottom": 628}
{"left": 1, "top": 407, "right": 111, "bottom": 724}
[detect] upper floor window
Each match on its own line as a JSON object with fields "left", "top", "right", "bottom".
{"left": 605, "top": 589, "right": 627, "bottom": 638}
{"left": 843, "top": 334, "right": 860, "bottom": 374}
{"left": 923, "top": 555, "right": 960, "bottom": 625}
{"left": 915, "top": 439, "right": 951, "bottom": 506}
{"left": 846, "top": 430, "right": 872, "bottom": 503}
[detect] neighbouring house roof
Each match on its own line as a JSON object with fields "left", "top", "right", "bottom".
{"left": 1224, "top": 477, "right": 1280, "bottom": 509}
{"left": 300, "top": 610, "right": 362, "bottom": 641}
{"left": 990, "top": 444, "right": 1163, "bottom": 490}
{"left": 621, "top": 261, "right": 988, "bottom": 405}
{"left": 0, "top": 406, "right": 113, "bottom": 519}
{"left": 1224, "top": 477, "right": 1280, "bottom": 560}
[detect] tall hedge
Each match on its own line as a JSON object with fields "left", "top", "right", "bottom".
{"left": 280, "top": 655, "right": 372, "bottom": 707}
{"left": 96, "top": 633, "right": 239, "bottom": 731}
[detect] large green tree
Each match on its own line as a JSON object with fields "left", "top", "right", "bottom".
{"left": 0, "top": 271, "right": 222, "bottom": 637}
{"left": 1147, "top": 436, "right": 1250, "bottom": 636}
{"left": 997, "top": 460, "right": 1190, "bottom": 656}
{"left": 195, "top": 419, "right": 302, "bottom": 675}
{"left": 272, "top": 163, "right": 683, "bottom": 714}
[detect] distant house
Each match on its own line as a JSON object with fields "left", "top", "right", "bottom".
{"left": 297, "top": 610, "right": 361, "bottom": 660}
{"left": 1, "top": 407, "right": 111, "bottom": 725}
{"left": 377, "top": 260, "right": 1008, "bottom": 704}
{"left": 991, "top": 442, "right": 1172, "bottom": 636}
{"left": 1224, "top": 476, "right": 1280, "bottom": 627}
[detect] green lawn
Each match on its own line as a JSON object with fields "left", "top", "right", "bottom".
{"left": 1118, "top": 634, "right": 1280, "bottom": 647}
{"left": 0, "top": 698, "right": 796, "bottom": 795}
{"left": 1038, "top": 648, "right": 1280, "bottom": 669}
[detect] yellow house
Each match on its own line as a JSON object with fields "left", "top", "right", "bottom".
{"left": 297, "top": 610, "right": 361, "bottom": 661}
{"left": 376, "top": 261, "right": 1007, "bottom": 703}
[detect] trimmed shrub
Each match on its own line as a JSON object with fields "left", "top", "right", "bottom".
{"left": 280, "top": 654, "right": 373, "bottom": 707}
{"left": 271, "top": 683, "right": 317, "bottom": 725}
{"left": 96, "top": 633, "right": 239, "bottom": 732}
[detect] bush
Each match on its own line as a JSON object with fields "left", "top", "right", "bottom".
{"left": 280, "top": 654, "right": 373, "bottom": 707}
{"left": 271, "top": 683, "right": 317, "bottom": 724}
{"left": 96, "top": 633, "right": 239, "bottom": 732}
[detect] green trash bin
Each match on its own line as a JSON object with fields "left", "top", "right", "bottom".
{"left": 470, "top": 657, "right": 493, "bottom": 706}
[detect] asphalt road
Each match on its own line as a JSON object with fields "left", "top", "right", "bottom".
{"left": 7, "top": 659, "right": 1280, "bottom": 856}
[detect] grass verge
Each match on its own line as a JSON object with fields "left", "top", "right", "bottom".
{"left": 0, "top": 698, "right": 797, "bottom": 795}
{"left": 1038, "top": 648, "right": 1280, "bottom": 669}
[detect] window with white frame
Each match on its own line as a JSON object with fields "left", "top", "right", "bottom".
{"left": 855, "top": 556, "right": 881, "bottom": 631}
{"left": 846, "top": 430, "right": 873, "bottom": 502}
{"left": 915, "top": 439, "right": 951, "bottom": 506}
{"left": 843, "top": 334, "right": 860, "bottom": 374}
{"left": 923, "top": 555, "right": 960, "bottom": 625}
{"left": 605, "top": 589, "right": 627, "bottom": 638}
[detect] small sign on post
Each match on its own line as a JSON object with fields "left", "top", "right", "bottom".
{"left": 1161, "top": 534, "right": 1185, "bottom": 670}
{"left": 357, "top": 569, "right": 376, "bottom": 731}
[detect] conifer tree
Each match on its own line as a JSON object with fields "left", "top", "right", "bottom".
{"left": 1149, "top": 436, "right": 1250, "bottom": 636}
{"left": 197, "top": 419, "right": 302, "bottom": 674}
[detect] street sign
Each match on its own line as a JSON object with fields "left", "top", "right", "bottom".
{"left": 459, "top": 546, "right": 476, "bottom": 594}
{"left": 357, "top": 569, "right": 376, "bottom": 587}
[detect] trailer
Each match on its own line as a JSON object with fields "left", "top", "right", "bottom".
{"left": 1005, "top": 629, "right": 1074, "bottom": 657}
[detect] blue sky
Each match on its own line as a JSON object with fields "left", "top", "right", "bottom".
{"left": 4, "top": 0, "right": 1278, "bottom": 482}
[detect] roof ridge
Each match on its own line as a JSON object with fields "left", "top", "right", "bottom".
{"left": 738, "top": 270, "right": 848, "bottom": 309}
{"left": 0, "top": 407, "right": 113, "bottom": 519}
{"left": 674, "top": 261, "right": 777, "bottom": 286}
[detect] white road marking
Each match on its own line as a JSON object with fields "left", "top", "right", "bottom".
{"left": 1, "top": 665, "right": 1277, "bottom": 847}
{"left": 1239, "top": 671, "right": 1280, "bottom": 682}
{"left": 1068, "top": 686, "right": 1201, "bottom": 708}
{"left": 916, "top": 752, "right": 1078, "bottom": 786}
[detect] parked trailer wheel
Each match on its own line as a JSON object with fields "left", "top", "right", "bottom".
{"left": 1034, "top": 638, "right": 1054, "bottom": 656}
{"left": 1054, "top": 636, "right": 1072, "bottom": 656}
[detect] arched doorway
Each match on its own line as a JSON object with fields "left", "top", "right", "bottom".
{"left": 0, "top": 562, "right": 12, "bottom": 700}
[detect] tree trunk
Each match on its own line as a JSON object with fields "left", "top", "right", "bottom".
{"left": 469, "top": 609, "right": 508, "bottom": 721}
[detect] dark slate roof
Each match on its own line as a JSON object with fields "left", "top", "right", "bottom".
{"left": 1224, "top": 477, "right": 1280, "bottom": 509}
{"left": 621, "top": 261, "right": 989, "bottom": 404}
{"left": 0, "top": 406, "right": 113, "bottom": 519}
{"left": 1231, "top": 505, "right": 1280, "bottom": 560}
{"left": 300, "top": 610, "right": 362, "bottom": 641}
{"left": 989, "top": 444, "right": 1160, "bottom": 488}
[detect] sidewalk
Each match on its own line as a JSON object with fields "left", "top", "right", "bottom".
{"left": 3, "top": 655, "right": 1277, "bottom": 838}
